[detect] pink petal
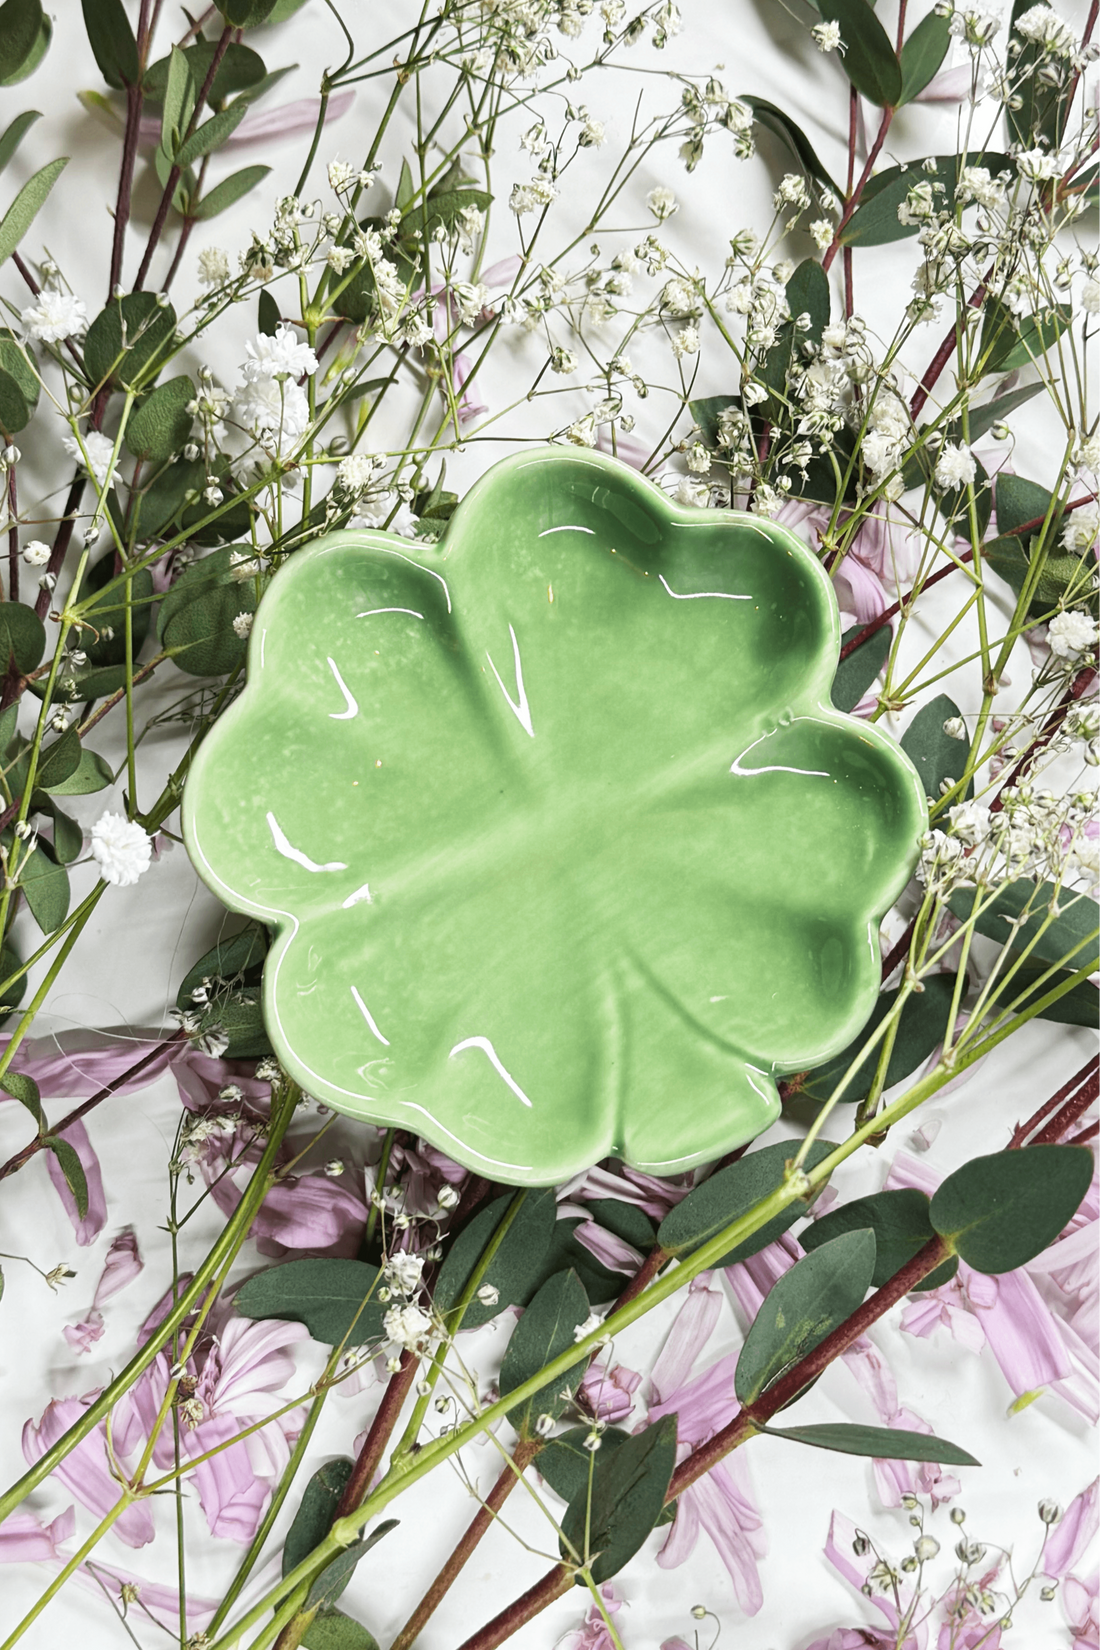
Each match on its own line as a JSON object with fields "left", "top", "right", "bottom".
{"left": 481, "top": 255, "right": 523, "bottom": 287}
{"left": 185, "top": 1414, "right": 271, "bottom": 1543}
{"left": 579, "top": 1358, "right": 641, "bottom": 1425}
{"left": 824, "top": 1509, "right": 905, "bottom": 1632}
{"left": 45, "top": 1120, "right": 107, "bottom": 1246}
{"left": 971, "top": 1265, "right": 1073, "bottom": 1394}
{"left": 22, "top": 1397, "right": 154, "bottom": 1547}
{"left": 649, "top": 1275, "right": 724, "bottom": 1405}
{"left": 0, "top": 1033, "right": 175, "bottom": 1100}
{"left": 1043, "top": 1480, "right": 1099, "bottom": 1579}
{"left": 912, "top": 64, "right": 974, "bottom": 102}
{"left": 226, "top": 89, "right": 356, "bottom": 148}
{"left": 648, "top": 1352, "right": 739, "bottom": 1447}
{"left": 73, "top": 1561, "right": 219, "bottom": 1629}
{"left": 672, "top": 1460, "right": 765, "bottom": 1615}
{"left": 835, "top": 555, "right": 889, "bottom": 625}
{"left": 572, "top": 1217, "right": 644, "bottom": 1275}
{"left": 93, "top": 1227, "right": 143, "bottom": 1306}
{"left": 0, "top": 1505, "right": 74, "bottom": 1562}
{"left": 62, "top": 1311, "right": 105, "bottom": 1355}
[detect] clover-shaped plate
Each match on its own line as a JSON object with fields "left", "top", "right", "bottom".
{"left": 183, "top": 450, "right": 926, "bottom": 1185}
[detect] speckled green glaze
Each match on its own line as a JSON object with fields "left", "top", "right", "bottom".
{"left": 183, "top": 449, "right": 926, "bottom": 1185}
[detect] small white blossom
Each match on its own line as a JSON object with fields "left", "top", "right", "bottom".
{"left": 21, "top": 540, "right": 51, "bottom": 567}
{"left": 197, "top": 248, "right": 231, "bottom": 289}
{"left": 232, "top": 612, "right": 254, "bottom": 639}
{"left": 1062, "top": 504, "right": 1099, "bottom": 551}
{"left": 509, "top": 174, "right": 558, "bottom": 216}
{"left": 1081, "top": 280, "right": 1100, "bottom": 315}
{"left": 233, "top": 377, "right": 310, "bottom": 442}
{"left": 242, "top": 325, "right": 318, "bottom": 382}
{"left": 574, "top": 1312, "right": 606, "bottom": 1342}
{"left": 1048, "top": 610, "right": 1098, "bottom": 658}
{"left": 63, "top": 430, "right": 121, "bottom": 489}
{"left": 646, "top": 186, "right": 678, "bottom": 220}
{"left": 1014, "top": 4, "right": 1077, "bottom": 55}
{"left": 812, "top": 18, "right": 843, "bottom": 49}
{"left": 21, "top": 291, "right": 88, "bottom": 342}
{"left": 384, "top": 1252, "right": 425, "bottom": 1295}
{"left": 550, "top": 347, "right": 578, "bottom": 374}
{"left": 383, "top": 1302, "right": 434, "bottom": 1349}
{"left": 671, "top": 323, "right": 699, "bottom": 359}
{"left": 1015, "top": 148, "right": 1060, "bottom": 182}
{"left": 943, "top": 715, "right": 968, "bottom": 741}
{"left": 809, "top": 219, "right": 834, "bottom": 250}
{"left": 90, "top": 813, "right": 153, "bottom": 887}
{"left": 934, "top": 442, "right": 978, "bottom": 489}
{"left": 476, "top": 1284, "right": 500, "bottom": 1306}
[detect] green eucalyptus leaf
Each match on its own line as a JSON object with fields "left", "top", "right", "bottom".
{"left": 159, "top": 46, "right": 196, "bottom": 157}
{"left": 131, "top": 454, "right": 204, "bottom": 540}
{"left": 45, "top": 1134, "right": 87, "bottom": 1216}
{"left": 658, "top": 1138, "right": 839, "bottom": 1267}
{"left": 816, "top": 0, "right": 902, "bottom": 106}
{"left": 177, "top": 101, "right": 251, "bottom": 168}
{"left": 984, "top": 959, "right": 1099, "bottom": 1028}
{"left": 0, "top": 328, "right": 39, "bottom": 412}
{"left": 995, "top": 473, "right": 1053, "bottom": 540}
{"left": 80, "top": 0, "right": 138, "bottom": 89}
{"left": 980, "top": 297, "right": 1072, "bottom": 375}
{"left": 559, "top": 1416, "right": 678, "bottom": 1584}
{"left": 801, "top": 1188, "right": 959, "bottom": 1290}
{"left": 842, "top": 154, "right": 1012, "bottom": 246}
{"left": 1, "top": 1068, "right": 42, "bottom": 1126}
{"left": 302, "top": 1614, "right": 380, "bottom": 1650}
{"left": 799, "top": 972, "right": 962, "bottom": 1108}
{"left": 400, "top": 187, "right": 492, "bottom": 242}
{"left": 125, "top": 375, "right": 195, "bottom": 462}
{"left": 157, "top": 546, "right": 256, "bottom": 677}
{"left": 689, "top": 394, "right": 739, "bottom": 450}
{"left": 0, "top": 109, "right": 41, "bottom": 175}
{"left": 235, "top": 1258, "right": 385, "bottom": 1346}
{"left": 930, "top": 1145, "right": 1094, "bottom": 1273}
{"left": 258, "top": 289, "right": 281, "bottom": 336}
{"left": 395, "top": 158, "right": 415, "bottom": 214}
{"left": 146, "top": 41, "right": 267, "bottom": 107}
{"left": 30, "top": 662, "right": 128, "bottom": 705}
{"left": 538, "top": 1424, "right": 629, "bottom": 1503}
{"left": 84, "top": 292, "right": 177, "bottom": 390}
{"left": 304, "top": 1521, "right": 398, "bottom": 1613}
{"left": 740, "top": 96, "right": 843, "bottom": 198}
{"left": 434, "top": 1189, "right": 556, "bottom": 1329}
{"left": 266, "top": 0, "right": 310, "bottom": 17}
{"left": 585, "top": 1198, "right": 656, "bottom": 1252}
{"left": 524, "top": 1215, "right": 625, "bottom": 1306}
{"left": 0, "top": 942, "right": 25, "bottom": 1015}
{"left": 0, "top": 9, "right": 49, "bottom": 84}
{"left": 41, "top": 746, "right": 113, "bottom": 795}
{"left": 282, "top": 1458, "right": 354, "bottom": 1578}
{"left": 31, "top": 793, "right": 84, "bottom": 862}
{"left": 832, "top": 622, "right": 890, "bottom": 712}
{"left": 762, "top": 1421, "right": 979, "bottom": 1465}
{"left": 176, "top": 921, "right": 268, "bottom": 1012}
{"left": 35, "top": 726, "right": 82, "bottom": 789}
{"left": 0, "top": 155, "right": 67, "bottom": 269}
{"left": 898, "top": 8, "right": 951, "bottom": 104}
{"left": 0, "top": 0, "right": 45, "bottom": 85}
{"left": 499, "top": 1269, "right": 590, "bottom": 1438}
{"left": 901, "top": 694, "right": 973, "bottom": 802}
{"left": 0, "top": 368, "right": 29, "bottom": 433}
{"left": 19, "top": 841, "right": 69, "bottom": 932}
{"left": 193, "top": 165, "right": 270, "bottom": 220}
{"left": 734, "top": 1228, "right": 876, "bottom": 1405}
{"left": 982, "top": 534, "right": 1081, "bottom": 621}
{"left": 947, "top": 880, "right": 1099, "bottom": 972}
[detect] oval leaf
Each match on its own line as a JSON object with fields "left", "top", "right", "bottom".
{"left": 901, "top": 694, "right": 973, "bottom": 802}
{"left": 801, "top": 1187, "right": 958, "bottom": 1290}
{"left": 930, "top": 1145, "right": 1094, "bottom": 1274}
{"left": 658, "top": 1137, "right": 838, "bottom": 1267}
{"left": 283, "top": 1458, "right": 353, "bottom": 1578}
{"left": 559, "top": 1415, "right": 677, "bottom": 1584}
{"left": 0, "top": 600, "right": 45, "bottom": 673}
{"left": 0, "top": 154, "right": 67, "bottom": 270}
{"left": 817, "top": 0, "right": 902, "bottom": 106}
{"left": 499, "top": 1269, "right": 590, "bottom": 1438}
{"left": 433, "top": 1188, "right": 556, "bottom": 1329}
{"left": 763, "top": 1421, "right": 979, "bottom": 1465}
{"left": 125, "top": 375, "right": 195, "bottom": 462}
{"left": 235, "top": 1258, "right": 385, "bottom": 1346}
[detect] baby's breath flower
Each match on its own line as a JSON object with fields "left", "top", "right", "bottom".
{"left": 671, "top": 323, "right": 699, "bottom": 358}
{"left": 21, "top": 290, "right": 88, "bottom": 342}
{"left": 934, "top": 442, "right": 978, "bottom": 488}
{"left": 809, "top": 219, "right": 834, "bottom": 249}
{"left": 62, "top": 429, "right": 121, "bottom": 489}
{"left": 21, "top": 540, "right": 50, "bottom": 566}
{"left": 1048, "top": 609, "right": 1098, "bottom": 658}
{"left": 232, "top": 612, "right": 254, "bottom": 639}
{"left": 812, "top": 18, "right": 843, "bottom": 49}
{"left": 646, "top": 185, "right": 678, "bottom": 220}
{"left": 384, "top": 1302, "right": 434, "bottom": 1349}
{"left": 197, "top": 248, "right": 231, "bottom": 288}
{"left": 91, "top": 813, "right": 153, "bottom": 887}
{"left": 1062, "top": 503, "right": 1099, "bottom": 550}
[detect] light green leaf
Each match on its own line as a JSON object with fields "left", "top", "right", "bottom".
{"left": 193, "top": 165, "right": 270, "bottom": 220}
{"left": 161, "top": 45, "right": 196, "bottom": 157}
{"left": 0, "top": 155, "right": 67, "bottom": 269}
{"left": 302, "top": 1614, "right": 379, "bottom": 1650}
{"left": 19, "top": 842, "right": 69, "bottom": 932}
{"left": 177, "top": 101, "right": 252, "bottom": 168}
{"left": 0, "top": 109, "right": 41, "bottom": 175}
{"left": 1, "top": 1069, "right": 42, "bottom": 1127}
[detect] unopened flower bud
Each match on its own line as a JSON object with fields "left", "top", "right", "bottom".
{"left": 1039, "top": 1498, "right": 1062, "bottom": 1525}
{"left": 914, "top": 1535, "right": 940, "bottom": 1562}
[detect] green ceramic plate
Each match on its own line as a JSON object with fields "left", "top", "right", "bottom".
{"left": 183, "top": 449, "right": 926, "bottom": 1185}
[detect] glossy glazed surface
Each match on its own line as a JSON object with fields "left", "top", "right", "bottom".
{"left": 183, "top": 450, "right": 927, "bottom": 1184}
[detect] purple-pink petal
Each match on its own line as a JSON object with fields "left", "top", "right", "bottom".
{"left": 1043, "top": 1479, "right": 1099, "bottom": 1580}
{"left": 0, "top": 1505, "right": 74, "bottom": 1563}
{"left": 76, "top": 1561, "right": 219, "bottom": 1628}
{"left": 659, "top": 1457, "right": 765, "bottom": 1614}
{"left": 22, "top": 1397, "right": 154, "bottom": 1547}
{"left": 62, "top": 1311, "right": 105, "bottom": 1355}
{"left": 93, "top": 1227, "right": 143, "bottom": 1306}
{"left": 649, "top": 1275, "right": 724, "bottom": 1408}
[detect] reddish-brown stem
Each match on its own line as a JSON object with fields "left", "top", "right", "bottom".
{"left": 610, "top": 1243, "right": 668, "bottom": 1311}
{"left": 1008, "top": 1057, "right": 1097, "bottom": 1147}
{"left": 669, "top": 1233, "right": 951, "bottom": 1496}
{"left": 109, "top": 0, "right": 151, "bottom": 297}
{"left": 823, "top": 107, "right": 896, "bottom": 275}
{"left": 76, "top": 653, "right": 167, "bottom": 739}
{"left": 1065, "top": 1121, "right": 1099, "bottom": 1146}
{"left": 989, "top": 664, "right": 1097, "bottom": 810}
{"left": 163, "top": 156, "right": 211, "bottom": 292}
{"left": 911, "top": 263, "right": 993, "bottom": 420}
{"left": 1028, "top": 1066, "right": 1100, "bottom": 1146}
{"left": 134, "top": 28, "right": 232, "bottom": 291}
{"left": 391, "top": 1436, "right": 543, "bottom": 1650}
{"left": 0, "top": 1032, "right": 184, "bottom": 1182}
{"left": 455, "top": 1563, "right": 574, "bottom": 1650}
{"left": 34, "top": 473, "right": 85, "bottom": 623}
{"left": 880, "top": 917, "right": 918, "bottom": 985}
{"left": 333, "top": 1351, "right": 419, "bottom": 1520}
{"left": 6, "top": 468, "right": 17, "bottom": 603}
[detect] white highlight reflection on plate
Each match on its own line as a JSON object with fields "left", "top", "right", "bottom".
{"left": 486, "top": 623, "right": 534, "bottom": 737}
{"left": 659, "top": 574, "right": 751, "bottom": 602}
{"left": 267, "top": 812, "right": 348, "bottom": 872}
{"left": 327, "top": 656, "right": 358, "bottom": 719}
{"left": 449, "top": 1035, "right": 533, "bottom": 1107}
{"left": 351, "top": 986, "right": 390, "bottom": 1045}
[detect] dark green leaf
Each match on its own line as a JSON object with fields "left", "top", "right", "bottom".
{"left": 235, "top": 1258, "right": 385, "bottom": 1346}
{"left": 41, "top": 746, "right": 112, "bottom": 795}
{"left": 983, "top": 534, "right": 1083, "bottom": 621}
{"left": 267, "top": 0, "right": 309, "bottom": 16}
{"left": 942, "top": 381, "right": 1045, "bottom": 452}
{"left": 434, "top": 1188, "right": 556, "bottom": 1329}
{"left": 1, "top": 1068, "right": 42, "bottom": 1127}
{"left": 125, "top": 375, "right": 195, "bottom": 462}
{"left": 177, "top": 102, "right": 251, "bottom": 168}
{"left": 524, "top": 1215, "right": 625, "bottom": 1306}
{"left": 801, "top": 1188, "right": 959, "bottom": 1290}
{"left": 19, "top": 841, "right": 69, "bottom": 932}
{"left": 305, "top": 1520, "right": 399, "bottom": 1612}
{"left": 81, "top": 554, "right": 155, "bottom": 668}
{"left": 189, "top": 993, "right": 272, "bottom": 1059}
{"left": 901, "top": 694, "right": 973, "bottom": 802}
{"left": 46, "top": 1134, "right": 87, "bottom": 1216}
{"left": 898, "top": 9, "right": 951, "bottom": 104}
{"left": 131, "top": 454, "right": 204, "bottom": 540}
{"left": 0, "top": 328, "right": 39, "bottom": 415}
{"left": 658, "top": 1138, "right": 838, "bottom": 1267}
{"left": 741, "top": 96, "right": 843, "bottom": 198}
{"left": 258, "top": 288, "right": 281, "bottom": 336}
{"left": 539, "top": 1425, "right": 629, "bottom": 1503}
{"left": 0, "top": 600, "right": 43, "bottom": 676}
{"left": 80, "top": 0, "right": 138, "bottom": 88}
{"left": 762, "top": 1421, "right": 979, "bottom": 1464}
{"left": 193, "top": 164, "right": 270, "bottom": 220}
{"left": 0, "top": 155, "right": 67, "bottom": 269}
{"left": 0, "top": 6, "right": 49, "bottom": 84}
{"left": 157, "top": 546, "right": 256, "bottom": 677}
{"left": 30, "top": 662, "right": 129, "bottom": 706}
{"left": 218, "top": 0, "right": 279, "bottom": 23}
{"left": 832, "top": 621, "right": 890, "bottom": 712}
{"left": 735, "top": 1228, "right": 876, "bottom": 1405}
{"left": 842, "top": 154, "right": 1013, "bottom": 246}
{"left": 152, "top": 141, "right": 194, "bottom": 213}
{"left": 500, "top": 1269, "right": 590, "bottom": 1438}
{"left": 1008, "top": 0, "right": 1073, "bottom": 149}
{"left": 177, "top": 921, "right": 268, "bottom": 1011}
{"left": 585, "top": 1198, "right": 656, "bottom": 1253}
{"left": 0, "top": 109, "right": 41, "bottom": 176}
{"left": 146, "top": 41, "right": 267, "bottom": 107}
{"left": 0, "top": 0, "right": 44, "bottom": 84}
{"left": 930, "top": 1145, "right": 1094, "bottom": 1273}
{"left": 995, "top": 473, "right": 1052, "bottom": 540}
{"left": 980, "top": 296, "right": 1072, "bottom": 375}
{"left": 84, "top": 292, "right": 177, "bottom": 390}
{"left": 559, "top": 1416, "right": 677, "bottom": 1583}
{"left": 800, "top": 973, "right": 963, "bottom": 1107}
{"left": 817, "top": 0, "right": 902, "bottom": 106}
{"left": 302, "top": 1614, "right": 380, "bottom": 1650}
{"left": 31, "top": 794, "right": 84, "bottom": 862}
{"left": 0, "top": 941, "right": 25, "bottom": 1015}
{"left": 283, "top": 1458, "right": 353, "bottom": 1578}
{"left": 35, "top": 726, "right": 82, "bottom": 790}
{"left": 395, "top": 158, "right": 415, "bottom": 214}
{"left": 984, "top": 960, "right": 1099, "bottom": 1028}
{"left": 400, "top": 187, "right": 492, "bottom": 242}
{"left": 0, "top": 367, "right": 29, "bottom": 432}
{"left": 947, "top": 880, "right": 1098, "bottom": 972}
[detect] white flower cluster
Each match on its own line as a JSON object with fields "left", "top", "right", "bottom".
{"left": 919, "top": 782, "right": 1098, "bottom": 897}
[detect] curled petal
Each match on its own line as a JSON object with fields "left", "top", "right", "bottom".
{"left": 62, "top": 1311, "right": 105, "bottom": 1355}
{"left": 22, "top": 1398, "right": 154, "bottom": 1548}
{"left": 93, "top": 1227, "right": 143, "bottom": 1306}
{"left": 0, "top": 1505, "right": 74, "bottom": 1563}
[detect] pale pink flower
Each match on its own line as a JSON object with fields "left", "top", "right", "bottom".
{"left": 568, "top": 1212, "right": 645, "bottom": 1275}
{"left": 562, "top": 1581, "right": 626, "bottom": 1649}
{"left": 1063, "top": 1572, "right": 1099, "bottom": 1650}
{"left": 22, "top": 1396, "right": 156, "bottom": 1548}
{"left": 386, "top": 1135, "right": 467, "bottom": 1216}
{"left": 94, "top": 1227, "right": 144, "bottom": 1305}
{"left": 62, "top": 1311, "right": 105, "bottom": 1355}
{"left": 579, "top": 1357, "right": 642, "bottom": 1425}
{"left": 45, "top": 1121, "right": 108, "bottom": 1247}
{"left": 138, "top": 90, "right": 356, "bottom": 151}
{"left": 1042, "top": 1479, "right": 1099, "bottom": 1581}
{"left": 646, "top": 1275, "right": 767, "bottom": 1613}
{"left": 818, "top": 1508, "right": 926, "bottom": 1649}
{"left": 776, "top": 500, "right": 923, "bottom": 625}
